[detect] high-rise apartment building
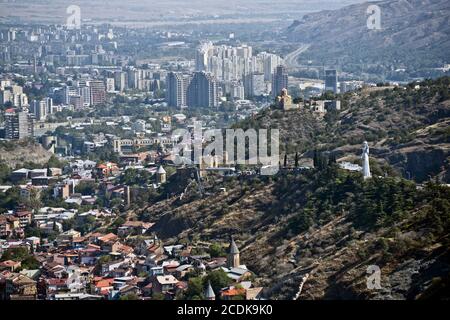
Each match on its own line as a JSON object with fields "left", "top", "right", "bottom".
{"left": 0, "top": 89, "right": 12, "bottom": 105}
{"left": 0, "top": 86, "right": 28, "bottom": 108}
{"left": 44, "top": 97, "right": 53, "bottom": 114}
{"left": 244, "top": 73, "right": 266, "bottom": 98}
{"left": 89, "top": 80, "right": 106, "bottom": 106}
{"left": 127, "top": 68, "right": 144, "bottom": 90}
{"left": 195, "top": 42, "right": 214, "bottom": 72}
{"left": 195, "top": 43, "right": 282, "bottom": 84}
{"left": 166, "top": 72, "right": 188, "bottom": 108}
{"left": 231, "top": 82, "right": 245, "bottom": 100}
{"left": 114, "top": 71, "right": 127, "bottom": 92}
{"left": 79, "top": 86, "right": 91, "bottom": 107}
{"left": 325, "top": 69, "right": 338, "bottom": 93}
{"left": 30, "top": 100, "right": 47, "bottom": 121}
{"left": 186, "top": 72, "right": 218, "bottom": 108}
{"left": 4, "top": 108, "right": 34, "bottom": 140}
{"left": 62, "top": 86, "right": 79, "bottom": 104}
{"left": 272, "top": 65, "right": 288, "bottom": 97}
{"left": 69, "top": 95, "right": 83, "bottom": 110}
{"left": 261, "top": 52, "right": 283, "bottom": 82}
{"left": 106, "top": 78, "right": 115, "bottom": 93}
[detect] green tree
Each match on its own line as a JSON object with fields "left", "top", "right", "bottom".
{"left": 62, "top": 219, "right": 75, "bottom": 231}
{"left": 21, "top": 255, "right": 40, "bottom": 269}
{"left": 1, "top": 247, "right": 30, "bottom": 262}
{"left": 204, "top": 270, "right": 232, "bottom": 295}
{"left": 75, "top": 181, "right": 96, "bottom": 195}
{"left": 152, "top": 293, "right": 165, "bottom": 300}
{"left": 0, "top": 187, "right": 21, "bottom": 213}
{"left": 120, "top": 293, "right": 140, "bottom": 300}
{"left": 0, "top": 161, "right": 12, "bottom": 183}
{"left": 185, "top": 277, "right": 204, "bottom": 299}
{"left": 47, "top": 155, "right": 66, "bottom": 169}
{"left": 209, "top": 243, "right": 226, "bottom": 258}
{"left": 24, "top": 188, "right": 43, "bottom": 213}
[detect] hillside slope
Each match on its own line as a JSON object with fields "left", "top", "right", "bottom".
{"left": 286, "top": 0, "right": 450, "bottom": 79}
{"left": 239, "top": 77, "right": 450, "bottom": 182}
{"left": 140, "top": 167, "right": 449, "bottom": 299}
{"left": 135, "top": 77, "right": 450, "bottom": 300}
{"left": 0, "top": 139, "right": 53, "bottom": 168}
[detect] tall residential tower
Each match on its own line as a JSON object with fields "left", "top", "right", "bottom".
{"left": 325, "top": 69, "right": 338, "bottom": 94}
{"left": 272, "top": 65, "right": 288, "bottom": 97}
{"left": 166, "top": 72, "right": 188, "bottom": 108}
{"left": 186, "top": 72, "right": 218, "bottom": 108}
{"left": 4, "top": 108, "right": 34, "bottom": 140}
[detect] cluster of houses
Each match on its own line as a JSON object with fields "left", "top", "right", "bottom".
{"left": 0, "top": 208, "right": 32, "bottom": 239}
{"left": 0, "top": 106, "right": 273, "bottom": 301}
{"left": 0, "top": 152, "right": 172, "bottom": 215}
{"left": 0, "top": 227, "right": 263, "bottom": 300}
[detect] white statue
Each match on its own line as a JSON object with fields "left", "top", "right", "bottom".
{"left": 362, "top": 141, "right": 371, "bottom": 179}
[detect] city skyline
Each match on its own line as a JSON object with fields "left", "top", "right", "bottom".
{"left": 0, "top": 0, "right": 448, "bottom": 306}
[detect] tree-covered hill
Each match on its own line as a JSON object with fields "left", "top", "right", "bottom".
{"left": 239, "top": 77, "right": 450, "bottom": 182}
{"left": 139, "top": 163, "right": 449, "bottom": 299}
{"left": 135, "top": 77, "right": 450, "bottom": 299}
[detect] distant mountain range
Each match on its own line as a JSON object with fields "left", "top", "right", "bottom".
{"left": 286, "top": 0, "right": 450, "bottom": 79}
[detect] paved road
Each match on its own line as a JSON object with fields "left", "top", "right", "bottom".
{"left": 284, "top": 44, "right": 311, "bottom": 69}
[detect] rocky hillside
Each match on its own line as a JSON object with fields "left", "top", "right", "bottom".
{"left": 0, "top": 139, "right": 53, "bottom": 168}
{"left": 134, "top": 77, "right": 450, "bottom": 300}
{"left": 240, "top": 77, "right": 450, "bottom": 183}
{"left": 139, "top": 166, "right": 449, "bottom": 300}
{"left": 286, "top": 0, "right": 450, "bottom": 79}
{"left": 327, "top": 79, "right": 450, "bottom": 182}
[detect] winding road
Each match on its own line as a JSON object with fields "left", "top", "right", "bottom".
{"left": 284, "top": 43, "right": 311, "bottom": 69}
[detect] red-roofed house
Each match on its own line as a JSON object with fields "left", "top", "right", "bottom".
{"left": 93, "top": 278, "right": 114, "bottom": 296}
{"left": 0, "top": 260, "right": 21, "bottom": 272}
{"left": 220, "top": 286, "right": 246, "bottom": 300}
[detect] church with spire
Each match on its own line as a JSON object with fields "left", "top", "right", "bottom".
{"left": 227, "top": 236, "right": 240, "bottom": 268}
{"left": 204, "top": 281, "right": 215, "bottom": 300}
